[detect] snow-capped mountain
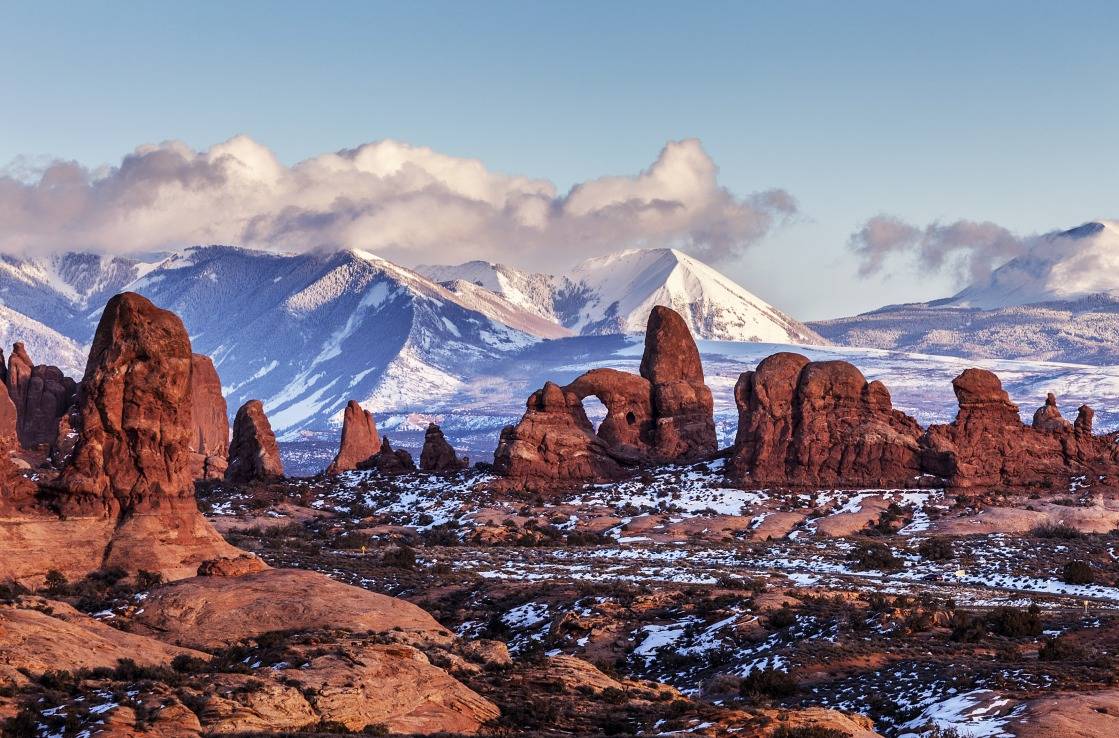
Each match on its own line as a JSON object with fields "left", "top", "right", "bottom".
{"left": 814, "top": 221, "right": 1119, "bottom": 364}
{"left": 420, "top": 248, "right": 824, "bottom": 344}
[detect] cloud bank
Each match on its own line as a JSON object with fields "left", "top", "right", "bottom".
{"left": 849, "top": 215, "right": 1029, "bottom": 284}
{"left": 0, "top": 136, "right": 795, "bottom": 269}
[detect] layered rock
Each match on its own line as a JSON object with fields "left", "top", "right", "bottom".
{"left": 325, "top": 399, "right": 380, "bottom": 475}
{"left": 922, "top": 369, "right": 1119, "bottom": 489}
{"left": 420, "top": 422, "right": 467, "bottom": 471}
{"left": 6, "top": 342, "right": 77, "bottom": 450}
{"left": 358, "top": 437, "right": 416, "bottom": 475}
{"left": 189, "top": 353, "right": 229, "bottom": 480}
{"left": 225, "top": 399, "right": 284, "bottom": 483}
{"left": 494, "top": 306, "right": 716, "bottom": 484}
{"left": 729, "top": 353, "right": 924, "bottom": 487}
{"left": 2, "top": 292, "right": 238, "bottom": 583}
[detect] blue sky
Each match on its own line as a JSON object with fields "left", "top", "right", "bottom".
{"left": 2, "top": 1, "right": 1117, "bottom": 319}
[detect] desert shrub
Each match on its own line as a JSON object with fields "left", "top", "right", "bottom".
{"left": 1062, "top": 560, "right": 1094, "bottom": 585}
{"left": 918, "top": 537, "right": 954, "bottom": 561}
{"left": 44, "top": 569, "right": 68, "bottom": 594}
{"left": 739, "top": 667, "right": 797, "bottom": 699}
{"left": 850, "top": 542, "right": 904, "bottom": 572}
{"left": 381, "top": 545, "right": 416, "bottom": 569}
{"left": 1038, "top": 636, "right": 1086, "bottom": 661}
{"left": 950, "top": 611, "right": 988, "bottom": 642}
{"left": 767, "top": 606, "right": 797, "bottom": 630}
{"left": 987, "top": 605, "right": 1043, "bottom": 637}
{"left": 135, "top": 570, "right": 164, "bottom": 590}
{"left": 1029, "top": 522, "right": 1083, "bottom": 539}
{"left": 773, "top": 727, "right": 850, "bottom": 738}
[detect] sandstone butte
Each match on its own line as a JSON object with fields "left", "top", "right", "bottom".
{"left": 188, "top": 353, "right": 230, "bottom": 480}
{"left": 419, "top": 422, "right": 468, "bottom": 471}
{"left": 2, "top": 341, "right": 77, "bottom": 452}
{"left": 325, "top": 399, "right": 380, "bottom": 474}
{"left": 493, "top": 305, "right": 716, "bottom": 486}
{"left": 225, "top": 398, "right": 285, "bottom": 483}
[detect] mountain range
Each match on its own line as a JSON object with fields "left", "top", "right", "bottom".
{"left": 0, "top": 245, "right": 821, "bottom": 440}
{"left": 813, "top": 220, "right": 1119, "bottom": 364}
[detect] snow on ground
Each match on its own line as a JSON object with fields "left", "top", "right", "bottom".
{"left": 897, "top": 689, "right": 1022, "bottom": 738}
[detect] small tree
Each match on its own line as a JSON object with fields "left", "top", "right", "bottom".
{"left": 44, "top": 569, "right": 68, "bottom": 594}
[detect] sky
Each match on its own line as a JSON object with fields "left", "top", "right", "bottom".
{"left": 1, "top": 1, "right": 1118, "bottom": 320}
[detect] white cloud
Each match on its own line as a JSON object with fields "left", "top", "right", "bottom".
{"left": 0, "top": 136, "right": 795, "bottom": 269}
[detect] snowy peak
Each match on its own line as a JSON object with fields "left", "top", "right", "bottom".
{"left": 420, "top": 247, "right": 824, "bottom": 344}
{"left": 947, "top": 220, "right": 1119, "bottom": 309}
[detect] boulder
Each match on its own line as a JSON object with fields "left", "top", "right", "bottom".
{"left": 729, "top": 353, "right": 923, "bottom": 487}
{"left": 325, "top": 399, "right": 379, "bottom": 475}
{"left": 420, "top": 423, "right": 467, "bottom": 471}
{"left": 188, "top": 353, "right": 229, "bottom": 480}
{"left": 358, "top": 437, "right": 416, "bottom": 475}
{"left": 6, "top": 342, "right": 77, "bottom": 450}
{"left": 225, "top": 399, "right": 284, "bottom": 483}
{"left": 494, "top": 306, "right": 716, "bottom": 485}
{"left": 197, "top": 554, "right": 268, "bottom": 577}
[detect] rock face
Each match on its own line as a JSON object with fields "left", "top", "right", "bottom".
{"left": 420, "top": 423, "right": 467, "bottom": 471}
{"left": 921, "top": 369, "right": 1119, "bottom": 489}
{"left": 494, "top": 306, "right": 716, "bottom": 485}
{"left": 225, "top": 399, "right": 284, "bottom": 483}
{"left": 358, "top": 437, "right": 417, "bottom": 475}
{"left": 729, "top": 353, "right": 924, "bottom": 487}
{"left": 325, "top": 399, "right": 380, "bottom": 475}
{"left": 5, "top": 342, "right": 77, "bottom": 450}
{"left": 2, "top": 292, "right": 239, "bottom": 583}
{"left": 189, "top": 353, "right": 229, "bottom": 480}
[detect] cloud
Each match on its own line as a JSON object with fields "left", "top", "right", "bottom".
{"left": 0, "top": 136, "right": 795, "bottom": 269}
{"left": 849, "top": 215, "right": 1028, "bottom": 284}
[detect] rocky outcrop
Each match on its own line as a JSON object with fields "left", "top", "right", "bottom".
{"left": 494, "top": 306, "right": 716, "bottom": 485}
{"left": 325, "top": 399, "right": 380, "bottom": 475}
{"left": 420, "top": 423, "right": 467, "bottom": 471}
{"left": 358, "top": 437, "right": 416, "bottom": 475}
{"left": 921, "top": 369, "right": 1119, "bottom": 489}
{"left": 729, "top": 353, "right": 924, "bottom": 487}
{"left": 225, "top": 400, "right": 284, "bottom": 483}
{"left": 189, "top": 353, "right": 229, "bottom": 480}
{"left": 197, "top": 553, "right": 268, "bottom": 577}
{"left": 5, "top": 342, "right": 77, "bottom": 450}
{"left": 2, "top": 292, "right": 239, "bottom": 584}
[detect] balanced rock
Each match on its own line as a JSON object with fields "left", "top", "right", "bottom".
{"left": 921, "top": 369, "right": 1119, "bottom": 488}
{"left": 420, "top": 423, "right": 467, "bottom": 471}
{"left": 494, "top": 306, "right": 716, "bottom": 485}
{"left": 189, "top": 353, "right": 230, "bottom": 480}
{"left": 729, "top": 352, "right": 924, "bottom": 487}
{"left": 358, "top": 437, "right": 416, "bottom": 475}
{"left": 326, "top": 400, "right": 380, "bottom": 474}
{"left": 226, "top": 400, "right": 284, "bottom": 483}
{"left": 6, "top": 342, "right": 77, "bottom": 450}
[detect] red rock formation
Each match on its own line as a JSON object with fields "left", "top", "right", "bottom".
{"left": 6, "top": 342, "right": 77, "bottom": 450}
{"left": 226, "top": 400, "right": 284, "bottom": 483}
{"left": 189, "top": 354, "right": 229, "bottom": 480}
{"left": 358, "top": 437, "right": 416, "bottom": 475}
{"left": 921, "top": 370, "right": 1119, "bottom": 489}
{"left": 729, "top": 353, "right": 924, "bottom": 487}
{"left": 1, "top": 292, "right": 239, "bottom": 583}
{"left": 420, "top": 423, "right": 468, "bottom": 471}
{"left": 494, "top": 306, "right": 716, "bottom": 485}
{"left": 326, "top": 400, "right": 380, "bottom": 475}
{"left": 197, "top": 554, "right": 268, "bottom": 577}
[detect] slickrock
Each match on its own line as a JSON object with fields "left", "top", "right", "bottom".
{"left": 2, "top": 292, "right": 238, "bottom": 583}
{"left": 0, "top": 599, "right": 204, "bottom": 686}
{"left": 420, "top": 422, "right": 468, "bottom": 471}
{"left": 5, "top": 342, "right": 77, "bottom": 450}
{"left": 358, "top": 436, "right": 417, "bottom": 475}
{"left": 325, "top": 399, "right": 380, "bottom": 474}
{"left": 729, "top": 352, "right": 924, "bottom": 487}
{"left": 188, "top": 353, "right": 229, "bottom": 480}
{"left": 495, "top": 306, "right": 716, "bottom": 485}
{"left": 130, "top": 568, "right": 448, "bottom": 650}
{"left": 196, "top": 553, "right": 268, "bottom": 577}
{"left": 225, "top": 399, "right": 284, "bottom": 483}
{"left": 921, "top": 370, "right": 1119, "bottom": 488}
